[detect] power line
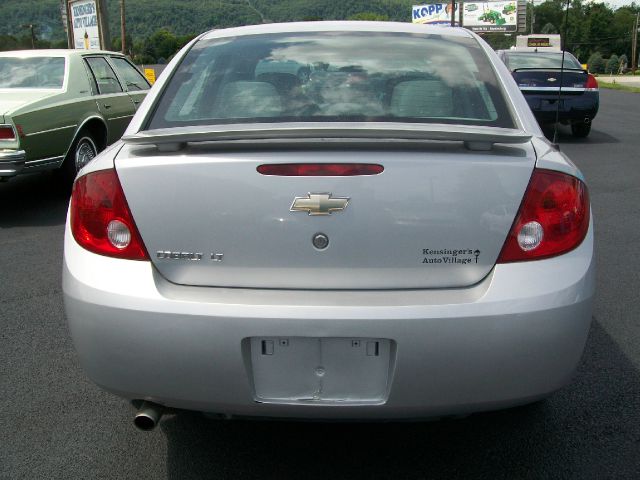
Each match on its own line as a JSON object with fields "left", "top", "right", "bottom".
{"left": 567, "top": 33, "right": 634, "bottom": 46}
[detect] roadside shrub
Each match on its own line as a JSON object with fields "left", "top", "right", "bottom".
{"left": 348, "top": 12, "right": 389, "bottom": 21}
{"left": 606, "top": 54, "right": 619, "bottom": 74}
{"left": 619, "top": 54, "right": 628, "bottom": 69}
{"left": 540, "top": 22, "right": 557, "bottom": 34}
{"left": 587, "top": 52, "right": 604, "bottom": 73}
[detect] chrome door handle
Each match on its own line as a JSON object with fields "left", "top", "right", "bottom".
{"left": 103, "top": 103, "right": 111, "bottom": 109}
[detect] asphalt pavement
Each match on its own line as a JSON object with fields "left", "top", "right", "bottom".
{"left": 1, "top": 90, "right": 639, "bottom": 479}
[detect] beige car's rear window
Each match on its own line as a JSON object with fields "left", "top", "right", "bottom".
{"left": 0, "top": 57, "right": 65, "bottom": 89}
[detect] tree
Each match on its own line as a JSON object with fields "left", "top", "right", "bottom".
{"left": 534, "top": 0, "right": 564, "bottom": 35}
{"left": 606, "top": 54, "right": 619, "bottom": 73}
{"left": 541, "top": 23, "right": 558, "bottom": 34}
{"left": 587, "top": 52, "right": 604, "bottom": 73}
{"left": 483, "top": 33, "right": 516, "bottom": 51}
{"left": 0, "top": 34, "right": 20, "bottom": 51}
{"left": 619, "top": 54, "right": 628, "bottom": 70}
{"left": 112, "top": 34, "right": 133, "bottom": 56}
{"left": 348, "top": 12, "right": 389, "bottom": 21}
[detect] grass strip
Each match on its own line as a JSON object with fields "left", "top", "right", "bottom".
{"left": 598, "top": 81, "right": 640, "bottom": 93}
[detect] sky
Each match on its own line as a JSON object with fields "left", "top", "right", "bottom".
{"left": 534, "top": 0, "right": 638, "bottom": 7}
{"left": 586, "top": 0, "right": 638, "bottom": 7}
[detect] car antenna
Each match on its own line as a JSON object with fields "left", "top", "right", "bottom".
{"left": 552, "top": 0, "right": 572, "bottom": 146}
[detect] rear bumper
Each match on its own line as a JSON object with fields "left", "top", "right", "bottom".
{"left": 0, "top": 149, "right": 26, "bottom": 177}
{"left": 523, "top": 92, "right": 599, "bottom": 124}
{"left": 63, "top": 221, "right": 595, "bottom": 419}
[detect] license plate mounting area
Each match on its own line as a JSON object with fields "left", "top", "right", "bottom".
{"left": 249, "top": 337, "right": 394, "bottom": 405}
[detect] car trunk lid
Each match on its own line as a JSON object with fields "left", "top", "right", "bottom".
{"left": 115, "top": 139, "right": 536, "bottom": 290}
{"left": 512, "top": 69, "right": 589, "bottom": 95}
{"left": 0, "top": 90, "right": 61, "bottom": 116}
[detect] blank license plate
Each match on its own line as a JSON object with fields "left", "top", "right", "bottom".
{"left": 249, "top": 337, "right": 393, "bottom": 404}
{"left": 541, "top": 99, "right": 563, "bottom": 111}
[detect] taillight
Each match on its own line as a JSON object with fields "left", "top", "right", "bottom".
{"left": 0, "top": 125, "right": 16, "bottom": 141}
{"left": 257, "top": 163, "right": 384, "bottom": 176}
{"left": 585, "top": 74, "right": 598, "bottom": 91}
{"left": 497, "top": 169, "right": 589, "bottom": 263}
{"left": 70, "top": 169, "right": 149, "bottom": 260}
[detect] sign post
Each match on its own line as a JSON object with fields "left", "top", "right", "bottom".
{"left": 66, "top": 0, "right": 110, "bottom": 50}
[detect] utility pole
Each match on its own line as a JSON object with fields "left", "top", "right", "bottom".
{"left": 632, "top": 12, "right": 639, "bottom": 73}
{"left": 21, "top": 24, "right": 37, "bottom": 49}
{"left": 450, "top": 1, "right": 456, "bottom": 27}
{"left": 96, "top": 0, "right": 111, "bottom": 51}
{"left": 530, "top": 0, "right": 535, "bottom": 34}
{"left": 120, "top": 0, "right": 126, "bottom": 54}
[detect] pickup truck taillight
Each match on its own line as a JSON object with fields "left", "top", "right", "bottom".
{"left": 70, "top": 169, "right": 149, "bottom": 260}
{"left": 497, "top": 169, "right": 589, "bottom": 263}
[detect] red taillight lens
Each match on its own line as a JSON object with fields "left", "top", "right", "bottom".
{"left": 257, "top": 163, "right": 384, "bottom": 176}
{"left": 585, "top": 74, "right": 598, "bottom": 91}
{"left": 0, "top": 125, "right": 16, "bottom": 141}
{"left": 497, "top": 169, "right": 589, "bottom": 263}
{"left": 70, "top": 169, "right": 149, "bottom": 260}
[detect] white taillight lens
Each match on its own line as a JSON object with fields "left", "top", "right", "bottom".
{"left": 517, "top": 221, "right": 544, "bottom": 251}
{"left": 107, "top": 220, "right": 132, "bottom": 249}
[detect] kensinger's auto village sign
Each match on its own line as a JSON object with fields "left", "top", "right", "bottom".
{"left": 66, "top": 0, "right": 110, "bottom": 50}
{"left": 412, "top": 1, "right": 526, "bottom": 32}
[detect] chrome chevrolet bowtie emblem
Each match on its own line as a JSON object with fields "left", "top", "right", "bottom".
{"left": 290, "top": 193, "right": 350, "bottom": 216}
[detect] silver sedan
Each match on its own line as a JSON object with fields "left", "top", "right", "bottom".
{"left": 63, "top": 22, "right": 594, "bottom": 430}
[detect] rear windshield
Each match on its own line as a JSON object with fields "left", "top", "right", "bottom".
{"left": 147, "top": 32, "right": 514, "bottom": 129}
{"left": 0, "top": 57, "right": 66, "bottom": 89}
{"left": 504, "top": 52, "right": 582, "bottom": 70}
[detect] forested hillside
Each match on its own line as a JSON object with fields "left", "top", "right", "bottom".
{"left": 0, "top": 0, "right": 638, "bottom": 67}
{"left": 0, "top": 0, "right": 414, "bottom": 41}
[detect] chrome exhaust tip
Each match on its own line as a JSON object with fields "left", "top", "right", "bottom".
{"left": 134, "top": 401, "right": 164, "bottom": 431}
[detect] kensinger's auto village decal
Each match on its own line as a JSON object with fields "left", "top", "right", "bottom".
{"left": 422, "top": 248, "right": 481, "bottom": 264}
{"left": 412, "top": 2, "right": 518, "bottom": 32}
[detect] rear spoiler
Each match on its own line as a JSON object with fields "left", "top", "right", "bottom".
{"left": 512, "top": 67, "right": 586, "bottom": 73}
{"left": 123, "top": 123, "right": 532, "bottom": 152}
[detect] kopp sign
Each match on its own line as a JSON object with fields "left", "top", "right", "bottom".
{"left": 412, "top": 4, "right": 459, "bottom": 25}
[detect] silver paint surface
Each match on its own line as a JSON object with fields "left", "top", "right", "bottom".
{"left": 64, "top": 22, "right": 594, "bottom": 418}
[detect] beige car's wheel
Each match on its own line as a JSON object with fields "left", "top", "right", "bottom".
{"left": 74, "top": 136, "right": 98, "bottom": 172}
{"left": 60, "top": 132, "right": 99, "bottom": 185}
